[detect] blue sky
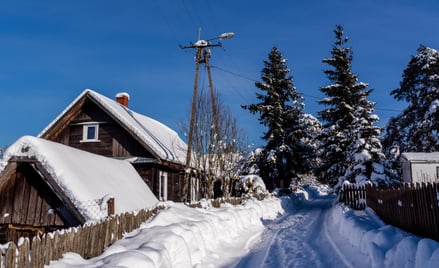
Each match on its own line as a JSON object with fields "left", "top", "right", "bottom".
{"left": 1, "top": 0, "right": 439, "bottom": 148}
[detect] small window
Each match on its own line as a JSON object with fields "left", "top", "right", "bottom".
{"left": 82, "top": 124, "right": 100, "bottom": 142}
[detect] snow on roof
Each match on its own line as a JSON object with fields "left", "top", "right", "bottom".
{"left": 0, "top": 136, "right": 159, "bottom": 222}
{"left": 115, "top": 92, "right": 130, "bottom": 99}
{"left": 39, "top": 89, "right": 187, "bottom": 165}
{"left": 401, "top": 152, "right": 439, "bottom": 162}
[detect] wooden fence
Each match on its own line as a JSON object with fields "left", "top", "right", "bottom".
{"left": 340, "top": 183, "right": 439, "bottom": 242}
{"left": 339, "top": 184, "right": 367, "bottom": 210}
{"left": 366, "top": 183, "right": 439, "bottom": 241}
{"left": 0, "top": 206, "right": 163, "bottom": 268}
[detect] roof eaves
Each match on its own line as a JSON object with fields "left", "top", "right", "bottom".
{"left": 38, "top": 89, "right": 91, "bottom": 139}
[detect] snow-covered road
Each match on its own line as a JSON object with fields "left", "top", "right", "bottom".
{"left": 49, "top": 185, "right": 439, "bottom": 267}
{"left": 232, "top": 189, "right": 371, "bottom": 268}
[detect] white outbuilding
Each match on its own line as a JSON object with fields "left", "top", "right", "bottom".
{"left": 400, "top": 152, "right": 439, "bottom": 183}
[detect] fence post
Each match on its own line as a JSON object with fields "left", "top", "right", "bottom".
{"left": 18, "top": 238, "right": 30, "bottom": 267}
{"left": 5, "top": 242, "right": 17, "bottom": 267}
{"left": 107, "top": 197, "right": 115, "bottom": 216}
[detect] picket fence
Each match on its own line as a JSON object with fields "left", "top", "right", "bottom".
{"left": 338, "top": 184, "right": 367, "bottom": 210}
{"left": 341, "top": 182, "right": 439, "bottom": 242}
{"left": 0, "top": 206, "right": 163, "bottom": 268}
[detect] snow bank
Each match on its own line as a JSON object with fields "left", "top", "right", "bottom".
{"left": 235, "top": 174, "right": 267, "bottom": 194}
{"left": 328, "top": 204, "right": 439, "bottom": 268}
{"left": 48, "top": 196, "right": 284, "bottom": 267}
{"left": 48, "top": 184, "right": 439, "bottom": 267}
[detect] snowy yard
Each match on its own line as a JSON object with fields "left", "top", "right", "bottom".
{"left": 49, "top": 185, "right": 439, "bottom": 268}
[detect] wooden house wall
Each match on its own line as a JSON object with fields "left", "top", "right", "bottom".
{"left": 133, "top": 163, "right": 184, "bottom": 202}
{"left": 0, "top": 162, "right": 68, "bottom": 243}
{"left": 52, "top": 99, "right": 154, "bottom": 159}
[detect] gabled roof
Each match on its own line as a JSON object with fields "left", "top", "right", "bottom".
{"left": 38, "top": 89, "right": 187, "bottom": 165}
{"left": 401, "top": 152, "right": 439, "bottom": 163}
{"left": 0, "top": 136, "right": 159, "bottom": 222}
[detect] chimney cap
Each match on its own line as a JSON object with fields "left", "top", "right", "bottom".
{"left": 115, "top": 92, "right": 130, "bottom": 100}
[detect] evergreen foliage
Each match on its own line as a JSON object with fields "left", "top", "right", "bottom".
{"left": 339, "top": 88, "right": 391, "bottom": 188}
{"left": 317, "top": 25, "right": 388, "bottom": 187}
{"left": 242, "top": 46, "right": 317, "bottom": 189}
{"left": 383, "top": 45, "right": 439, "bottom": 153}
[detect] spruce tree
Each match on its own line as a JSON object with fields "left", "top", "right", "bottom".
{"left": 384, "top": 45, "right": 439, "bottom": 153}
{"left": 318, "top": 25, "right": 386, "bottom": 187}
{"left": 242, "top": 46, "right": 312, "bottom": 189}
{"left": 338, "top": 89, "right": 390, "bottom": 188}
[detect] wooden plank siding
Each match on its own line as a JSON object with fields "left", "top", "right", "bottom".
{"left": 52, "top": 99, "right": 154, "bottom": 159}
{"left": 132, "top": 163, "right": 184, "bottom": 201}
{"left": 0, "top": 162, "right": 69, "bottom": 243}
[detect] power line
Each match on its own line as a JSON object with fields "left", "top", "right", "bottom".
{"left": 210, "top": 65, "right": 257, "bottom": 83}
{"left": 181, "top": 0, "right": 198, "bottom": 31}
{"left": 211, "top": 65, "right": 404, "bottom": 114}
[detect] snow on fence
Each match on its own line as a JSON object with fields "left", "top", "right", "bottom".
{"left": 0, "top": 206, "right": 163, "bottom": 268}
{"left": 339, "top": 184, "right": 367, "bottom": 210}
{"left": 340, "top": 182, "right": 439, "bottom": 242}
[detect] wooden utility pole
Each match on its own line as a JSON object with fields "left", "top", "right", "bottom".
{"left": 180, "top": 32, "right": 234, "bottom": 202}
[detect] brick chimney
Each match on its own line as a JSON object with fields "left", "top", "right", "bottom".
{"left": 116, "top": 92, "right": 130, "bottom": 107}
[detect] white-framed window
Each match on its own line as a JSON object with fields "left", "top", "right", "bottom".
{"left": 159, "top": 171, "right": 168, "bottom": 201}
{"left": 81, "top": 123, "right": 100, "bottom": 142}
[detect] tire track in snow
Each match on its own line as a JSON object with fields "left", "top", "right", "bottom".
{"left": 234, "top": 209, "right": 324, "bottom": 268}
{"left": 322, "top": 211, "right": 354, "bottom": 268}
{"left": 233, "top": 194, "right": 369, "bottom": 268}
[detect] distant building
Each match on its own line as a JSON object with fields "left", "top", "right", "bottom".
{"left": 400, "top": 152, "right": 439, "bottom": 183}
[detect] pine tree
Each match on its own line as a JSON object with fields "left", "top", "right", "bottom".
{"left": 383, "top": 45, "right": 439, "bottom": 153}
{"left": 242, "top": 46, "right": 312, "bottom": 189}
{"left": 318, "top": 25, "right": 387, "bottom": 187}
{"left": 338, "top": 89, "right": 390, "bottom": 188}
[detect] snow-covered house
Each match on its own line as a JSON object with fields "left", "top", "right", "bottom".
{"left": 0, "top": 136, "right": 158, "bottom": 243}
{"left": 400, "top": 152, "right": 439, "bottom": 183}
{"left": 38, "top": 89, "right": 196, "bottom": 202}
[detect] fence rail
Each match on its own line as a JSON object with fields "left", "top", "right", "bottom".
{"left": 340, "top": 182, "right": 439, "bottom": 242}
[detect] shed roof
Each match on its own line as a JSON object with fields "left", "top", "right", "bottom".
{"left": 38, "top": 89, "right": 187, "bottom": 165}
{"left": 401, "top": 152, "right": 439, "bottom": 163}
{"left": 0, "top": 136, "right": 159, "bottom": 222}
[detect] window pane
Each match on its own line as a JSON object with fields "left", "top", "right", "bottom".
{"left": 87, "top": 126, "right": 96, "bottom": 140}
